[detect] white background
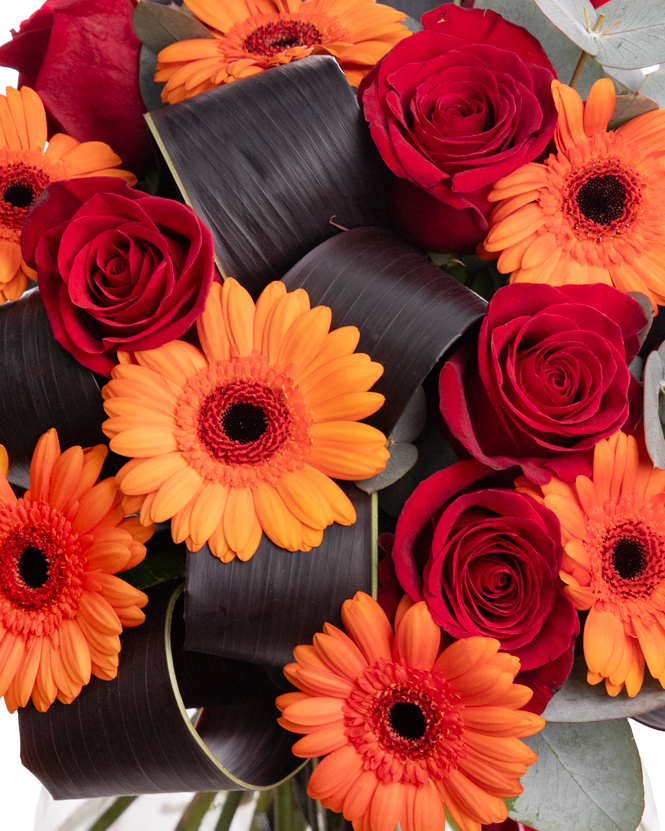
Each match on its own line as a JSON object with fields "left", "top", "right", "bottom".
{"left": 0, "top": 1, "right": 664, "bottom": 830}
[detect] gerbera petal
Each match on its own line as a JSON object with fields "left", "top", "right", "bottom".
{"left": 222, "top": 277, "right": 255, "bottom": 357}
{"left": 253, "top": 280, "right": 287, "bottom": 350}
{"left": 150, "top": 465, "right": 205, "bottom": 523}
{"left": 189, "top": 481, "right": 228, "bottom": 549}
{"left": 292, "top": 721, "right": 348, "bottom": 757}
{"left": 277, "top": 470, "right": 333, "bottom": 529}
{"left": 253, "top": 484, "right": 303, "bottom": 551}
{"left": 197, "top": 282, "right": 231, "bottom": 363}
{"left": 341, "top": 592, "right": 393, "bottom": 664}
{"left": 118, "top": 452, "right": 189, "bottom": 496}
{"left": 369, "top": 780, "right": 404, "bottom": 831}
{"left": 308, "top": 745, "right": 364, "bottom": 802}
{"left": 583, "top": 78, "right": 615, "bottom": 137}
{"left": 393, "top": 601, "right": 440, "bottom": 670}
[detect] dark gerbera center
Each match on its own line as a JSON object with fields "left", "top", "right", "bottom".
{"left": 221, "top": 401, "right": 268, "bottom": 444}
{"left": 599, "top": 514, "right": 665, "bottom": 601}
{"left": 389, "top": 701, "right": 427, "bottom": 740}
{"left": 563, "top": 160, "right": 642, "bottom": 241}
{"left": 575, "top": 175, "right": 627, "bottom": 225}
{"left": 373, "top": 686, "right": 440, "bottom": 760}
{"left": 243, "top": 20, "right": 322, "bottom": 57}
{"left": 3, "top": 182, "right": 35, "bottom": 208}
{"left": 198, "top": 381, "right": 292, "bottom": 465}
{"left": 0, "top": 163, "right": 51, "bottom": 231}
{"left": 18, "top": 545, "right": 49, "bottom": 588}
{"left": 612, "top": 536, "right": 647, "bottom": 581}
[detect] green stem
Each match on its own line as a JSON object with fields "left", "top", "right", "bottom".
{"left": 214, "top": 792, "right": 243, "bottom": 831}
{"left": 174, "top": 792, "right": 218, "bottom": 831}
{"left": 85, "top": 797, "right": 138, "bottom": 831}
{"left": 569, "top": 50, "right": 589, "bottom": 89}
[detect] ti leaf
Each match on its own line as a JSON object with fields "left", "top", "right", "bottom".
{"left": 508, "top": 719, "right": 643, "bottom": 831}
{"left": 133, "top": 2, "right": 214, "bottom": 55}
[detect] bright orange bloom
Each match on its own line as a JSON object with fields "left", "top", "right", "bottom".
{"left": 155, "top": 0, "right": 411, "bottom": 104}
{"left": 0, "top": 86, "right": 136, "bottom": 304}
{"left": 102, "top": 278, "right": 388, "bottom": 562}
{"left": 480, "top": 78, "right": 665, "bottom": 311}
{"left": 517, "top": 430, "right": 665, "bottom": 697}
{"left": 277, "top": 593, "right": 544, "bottom": 831}
{"left": 0, "top": 429, "right": 152, "bottom": 712}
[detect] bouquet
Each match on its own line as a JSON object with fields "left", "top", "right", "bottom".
{"left": 0, "top": 0, "right": 665, "bottom": 830}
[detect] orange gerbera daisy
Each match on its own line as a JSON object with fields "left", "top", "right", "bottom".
{"left": 0, "top": 429, "right": 152, "bottom": 713}
{"left": 155, "top": 0, "right": 411, "bottom": 103}
{"left": 277, "top": 593, "right": 544, "bottom": 831}
{"left": 102, "top": 278, "right": 389, "bottom": 562}
{"left": 517, "top": 430, "right": 665, "bottom": 697}
{"left": 480, "top": 78, "right": 665, "bottom": 311}
{"left": 0, "top": 86, "right": 136, "bottom": 305}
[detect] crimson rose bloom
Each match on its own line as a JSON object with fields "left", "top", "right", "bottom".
{"left": 358, "top": 5, "right": 557, "bottom": 253}
{"left": 22, "top": 177, "right": 216, "bottom": 375}
{"left": 0, "top": 0, "right": 152, "bottom": 176}
{"left": 440, "top": 283, "right": 646, "bottom": 485}
{"left": 392, "top": 459, "right": 579, "bottom": 713}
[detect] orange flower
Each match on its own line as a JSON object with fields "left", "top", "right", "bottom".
{"left": 517, "top": 430, "right": 665, "bottom": 697}
{"left": 480, "top": 78, "right": 665, "bottom": 311}
{"left": 277, "top": 593, "right": 544, "bottom": 831}
{"left": 0, "top": 86, "right": 136, "bottom": 305}
{"left": 0, "top": 429, "right": 152, "bottom": 712}
{"left": 102, "top": 278, "right": 389, "bottom": 562}
{"left": 155, "top": 0, "right": 411, "bottom": 103}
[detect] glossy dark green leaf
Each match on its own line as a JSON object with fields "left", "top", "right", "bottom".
{"left": 0, "top": 288, "right": 121, "bottom": 488}
{"left": 121, "top": 528, "right": 187, "bottom": 590}
{"left": 146, "top": 56, "right": 391, "bottom": 298}
{"left": 281, "top": 227, "right": 487, "bottom": 437}
{"left": 133, "top": 2, "right": 213, "bottom": 55}
{"left": 19, "top": 585, "right": 302, "bottom": 798}
{"left": 543, "top": 651, "right": 665, "bottom": 722}
{"left": 185, "top": 483, "right": 374, "bottom": 667}
{"left": 508, "top": 719, "right": 643, "bottom": 831}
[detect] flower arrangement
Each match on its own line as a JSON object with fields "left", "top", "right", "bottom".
{"left": 0, "top": 0, "right": 665, "bottom": 830}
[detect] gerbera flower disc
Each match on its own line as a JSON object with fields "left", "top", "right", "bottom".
{"left": 277, "top": 592, "right": 544, "bottom": 831}
{"left": 480, "top": 78, "right": 665, "bottom": 311}
{"left": 517, "top": 430, "right": 665, "bottom": 697}
{"left": 102, "top": 278, "right": 389, "bottom": 562}
{"left": 0, "top": 429, "right": 152, "bottom": 713}
{"left": 155, "top": 0, "right": 411, "bottom": 103}
{"left": 0, "top": 86, "right": 136, "bottom": 305}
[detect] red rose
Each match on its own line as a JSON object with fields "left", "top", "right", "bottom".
{"left": 392, "top": 459, "right": 579, "bottom": 713}
{"left": 358, "top": 5, "right": 557, "bottom": 253}
{"left": 440, "top": 283, "right": 646, "bottom": 484}
{"left": 21, "top": 177, "right": 216, "bottom": 376}
{"left": 0, "top": 0, "right": 152, "bottom": 176}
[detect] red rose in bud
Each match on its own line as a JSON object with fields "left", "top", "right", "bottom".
{"left": 358, "top": 5, "right": 557, "bottom": 252}
{"left": 439, "top": 283, "right": 646, "bottom": 484}
{"left": 0, "top": 0, "right": 152, "bottom": 176}
{"left": 392, "top": 459, "right": 579, "bottom": 713}
{"left": 22, "top": 177, "right": 217, "bottom": 375}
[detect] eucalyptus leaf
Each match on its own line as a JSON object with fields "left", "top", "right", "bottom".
{"left": 392, "top": 386, "right": 427, "bottom": 444}
{"left": 475, "top": 0, "right": 604, "bottom": 97}
{"left": 628, "top": 355, "right": 644, "bottom": 383}
{"left": 607, "top": 93, "right": 659, "bottom": 131}
{"left": 508, "top": 719, "right": 643, "bottom": 831}
{"left": 593, "top": 0, "right": 665, "bottom": 70}
{"left": 626, "top": 291, "right": 654, "bottom": 348}
{"left": 639, "top": 67, "right": 665, "bottom": 108}
{"left": 530, "top": 0, "right": 599, "bottom": 55}
{"left": 605, "top": 67, "right": 649, "bottom": 94}
{"left": 643, "top": 350, "right": 665, "bottom": 470}
{"left": 402, "top": 15, "right": 424, "bottom": 32}
{"left": 133, "top": 2, "right": 214, "bottom": 55}
{"left": 355, "top": 441, "right": 418, "bottom": 494}
{"left": 543, "top": 652, "right": 665, "bottom": 722}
